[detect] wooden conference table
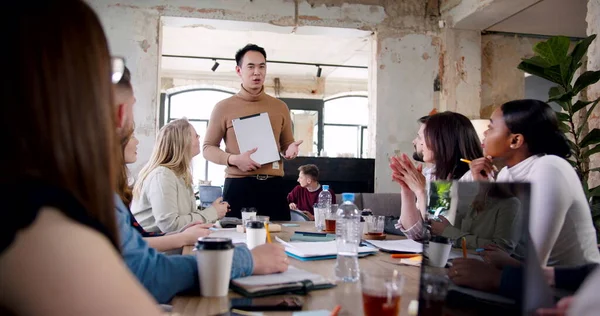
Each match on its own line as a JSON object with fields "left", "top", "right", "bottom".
{"left": 171, "top": 222, "right": 421, "bottom": 316}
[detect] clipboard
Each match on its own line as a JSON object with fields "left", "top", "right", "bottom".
{"left": 232, "top": 112, "right": 280, "bottom": 165}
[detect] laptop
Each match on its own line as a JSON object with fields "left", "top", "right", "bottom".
{"left": 417, "top": 181, "right": 553, "bottom": 315}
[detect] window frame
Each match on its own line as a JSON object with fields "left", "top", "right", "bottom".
{"left": 159, "top": 88, "right": 235, "bottom": 185}
{"left": 323, "top": 94, "right": 369, "bottom": 158}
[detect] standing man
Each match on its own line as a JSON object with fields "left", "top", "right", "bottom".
{"left": 203, "top": 44, "right": 302, "bottom": 221}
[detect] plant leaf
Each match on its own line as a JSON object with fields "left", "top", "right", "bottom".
{"left": 570, "top": 35, "right": 596, "bottom": 73}
{"left": 573, "top": 71, "right": 600, "bottom": 95}
{"left": 555, "top": 112, "right": 570, "bottom": 122}
{"left": 559, "top": 121, "right": 571, "bottom": 133}
{"left": 588, "top": 167, "right": 600, "bottom": 173}
{"left": 518, "top": 62, "right": 561, "bottom": 84}
{"left": 567, "top": 158, "right": 578, "bottom": 168}
{"left": 580, "top": 128, "right": 600, "bottom": 148}
{"left": 577, "top": 97, "right": 600, "bottom": 137}
{"left": 560, "top": 56, "right": 573, "bottom": 86}
{"left": 590, "top": 185, "right": 600, "bottom": 197}
{"left": 544, "top": 65, "right": 568, "bottom": 85}
{"left": 523, "top": 56, "right": 552, "bottom": 68}
{"left": 584, "top": 144, "right": 600, "bottom": 158}
{"left": 533, "top": 36, "right": 571, "bottom": 65}
{"left": 573, "top": 100, "right": 593, "bottom": 113}
{"left": 566, "top": 138, "right": 579, "bottom": 153}
{"left": 592, "top": 201, "right": 600, "bottom": 217}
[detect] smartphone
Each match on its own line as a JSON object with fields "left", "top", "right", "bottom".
{"left": 230, "top": 296, "right": 304, "bottom": 311}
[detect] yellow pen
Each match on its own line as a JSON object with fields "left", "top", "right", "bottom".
{"left": 265, "top": 222, "right": 272, "bottom": 243}
{"left": 460, "top": 158, "right": 499, "bottom": 172}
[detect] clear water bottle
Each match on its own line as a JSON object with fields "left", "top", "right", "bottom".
{"left": 315, "top": 185, "right": 332, "bottom": 231}
{"left": 317, "top": 185, "right": 332, "bottom": 211}
{"left": 334, "top": 193, "right": 361, "bottom": 282}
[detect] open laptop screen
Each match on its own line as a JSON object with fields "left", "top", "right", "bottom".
{"left": 417, "top": 181, "right": 549, "bottom": 315}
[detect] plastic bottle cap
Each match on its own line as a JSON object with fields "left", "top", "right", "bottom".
{"left": 322, "top": 185, "right": 329, "bottom": 191}
{"left": 342, "top": 193, "right": 355, "bottom": 202}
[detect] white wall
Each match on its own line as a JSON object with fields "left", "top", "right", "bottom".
{"left": 372, "top": 33, "right": 439, "bottom": 193}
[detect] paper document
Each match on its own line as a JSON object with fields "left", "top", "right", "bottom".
{"left": 232, "top": 112, "right": 280, "bottom": 165}
{"left": 277, "top": 237, "right": 377, "bottom": 258}
{"left": 365, "top": 239, "right": 423, "bottom": 253}
{"left": 208, "top": 229, "right": 246, "bottom": 244}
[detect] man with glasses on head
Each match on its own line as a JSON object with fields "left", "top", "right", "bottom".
{"left": 111, "top": 63, "right": 289, "bottom": 304}
{"left": 203, "top": 44, "right": 302, "bottom": 221}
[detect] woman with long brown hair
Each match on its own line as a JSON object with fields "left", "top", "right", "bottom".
{"left": 390, "top": 111, "right": 484, "bottom": 240}
{"left": 0, "top": 1, "right": 161, "bottom": 315}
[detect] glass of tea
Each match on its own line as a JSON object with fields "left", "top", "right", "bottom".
{"left": 361, "top": 269, "right": 404, "bottom": 316}
{"left": 325, "top": 204, "right": 338, "bottom": 232}
{"left": 418, "top": 271, "right": 449, "bottom": 316}
{"left": 366, "top": 215, "right": 385, "bottom": 236}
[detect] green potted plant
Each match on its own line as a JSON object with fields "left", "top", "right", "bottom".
{"left": 517, "top": 34, "right": 600, "bottom": 239}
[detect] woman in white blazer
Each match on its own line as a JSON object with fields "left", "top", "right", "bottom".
{"left": 132, "top": 119, "right": 229, "bottom": 233}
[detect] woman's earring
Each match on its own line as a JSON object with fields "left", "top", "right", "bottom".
{"left": 510, "top": 144, "right": 516, "bottom": 149}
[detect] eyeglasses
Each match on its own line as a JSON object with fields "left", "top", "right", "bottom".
{"left": 111, "top": 56, "right": 126, "bottom": 84}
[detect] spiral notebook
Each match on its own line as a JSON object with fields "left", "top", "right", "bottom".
{"left": 230, "top": 266, "right": 335, "bottom": 297}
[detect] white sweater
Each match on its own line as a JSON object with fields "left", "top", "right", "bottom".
{"left": 497, "top": 155, "right": 600, "bottom": 266}
{"left": 131, "top": 166, "right": 219, "bottom": 233}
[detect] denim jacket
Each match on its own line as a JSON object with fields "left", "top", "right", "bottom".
{"left": 115, "top": 195, "right": 254, "bottom": 303}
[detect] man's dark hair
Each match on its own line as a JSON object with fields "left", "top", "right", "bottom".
{"left": 418, "top": 115, "right": 429, "bottom": 124}
{"left": 298, "top": 164, "right": 319, "bottom": 181}
{"left": 235, "top": 44, "right": 267, "bottom": 66}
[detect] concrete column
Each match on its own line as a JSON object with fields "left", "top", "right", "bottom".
{"left": 370, "top": 32, "right": 438, "bottom": 193}
{"left": 480, "top": 34, "right": 540, "bottom": 118}
{"left": 439, "top": 28, "right": 481, "bottom": 118}
{"left": 586, "top": 0, "right": 600, "bottom": 188}
{"left": 87, "top": 2, "right": 161, "bottom": 174}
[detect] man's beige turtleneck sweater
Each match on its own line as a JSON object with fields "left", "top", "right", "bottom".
{"left": 202, "top": 85, "right": 295, "bottom": 178}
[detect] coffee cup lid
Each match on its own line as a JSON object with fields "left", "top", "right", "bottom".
{"left": 430, "top": 235, "right": 451, "bottom": 244}
{"left": 195, "top": 237, "right": 234, "bottom": 250}
{"left": 245, "top": 220, "right": 265, "bottom": 229}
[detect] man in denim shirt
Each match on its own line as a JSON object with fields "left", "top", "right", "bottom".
{"left": 113, "top": 67, "right": 289, "bottom": 304}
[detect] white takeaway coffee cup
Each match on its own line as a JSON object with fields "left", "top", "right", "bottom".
{"left": 427, "top": 236, "right": 452, "bottom": 268}
{"left": 195, "top": 237, "right": 235, "bottom": 297}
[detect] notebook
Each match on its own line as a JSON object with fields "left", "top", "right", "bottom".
{"left": 364, "top": 239, "right": 423, "bottom": 254}
{"left": 230, "top": 266, "right": 335, "bottom": 297}
{"left": 418, "top": 182, "right": 531, "bottom": 315}
{"left": 276, "top": 237, "right": 378, "bottom": 261}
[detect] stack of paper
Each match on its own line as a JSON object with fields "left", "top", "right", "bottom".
{"left": 276, "top": 237, "right": 378, "bottom": 261}
{"left": 208, "top": 228, "right": 247, "bottom": 244}
{"left": 364, "top": 239, "right": 423, "bottom": 254}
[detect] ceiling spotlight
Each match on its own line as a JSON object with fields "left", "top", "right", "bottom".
{"left": 211, "top": 59, "right": 219, "bottom": 72}
{"left": 316, "top": 65, "right": 322, "bottom": 78}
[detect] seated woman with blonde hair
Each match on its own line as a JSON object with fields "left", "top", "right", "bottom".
{"left": 132, "top": 119, "right": 228, "bottom": 233}
{"left": 119, "top": 127, "right": 212, "bottom": 251}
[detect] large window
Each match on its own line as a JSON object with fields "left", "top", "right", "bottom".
{"left": 163, "top": 89, "right": 233, "bottom": 187}
{"left": 323, "top": 95, "right": 369, "bottom": 158}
